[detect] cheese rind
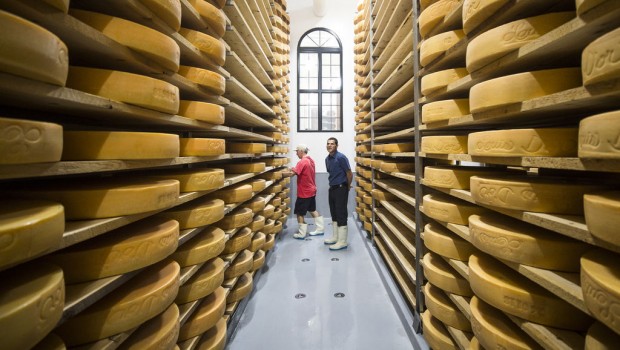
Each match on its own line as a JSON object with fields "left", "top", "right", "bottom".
{"left": 226, "top": 143, "right": 267, "bottom": 154}
{"left": 424, "top": 223, "right": 476, "bottom": 261}
{"left": 224, "top": 249, "right": 253, "bottom": 279}
{"left": 119, "top": 303, "right": 179, "bottom": 350}
{"left": 195, "top": 317, "right": 227, "bottom": 350}
{"left": 62, "top": 131, "right": 180, "bottom": 160}
{"left": 171, "top": 226, "right": 225, "bottom": 267}
{"left": 138, "top": 0, "right": 182, "bottom": 31}
{"left": 423, "top": 252, "right": 473, "bottom": 296}
{"left": 226, "top": 272, "right": 253, "bottom": 303}
{"left": 178, "top": 287, "right": 225, "bottom": 341}
{"left": 222, "top": 227, "right": 252, "bottom": 254}
{"left": 422, "top": 99, "right": 470, "bottom": 123}
{"left": 157, "top": 198, "right": 225, "bottom": 229}
{"left": 421, "top": 310, "right": 458, "bottom": 350}
{"left": 176, "top": 257, "right": 225, "bottom": 303}
{"left": 0, "top": 117, "right": 63, "bottom": 164}
{"left": 584, "top": 191, "right": 620, "bottom": 249}
{"left": 420, "top": 30, "right": 465, "bottom": 67}
{"left": 249, "top": 232, "right": 266, "bottom": 252}
{"left": 423, "top": 193, "right": 488, "bottom": 225}
{"left": 585, "top": 321, "right": 620, "bottom": 350}
{"left": 186, "top": 0, "right": 226, "bottom": 37}
{"left": 581, "top": 249, "right": 620, "bottom": 334}
{"left": 421, "top": 68, "right": 468, "bottom": 95}
{"left": 178, "top": 65, "right": 225, "bottom": 95}
{"left": 217, "top": 208, "right": 254, "bottom": 230}
{"left": 179, "top": 138, "right": 225, "bottom": 156}
{"left": 209, "top": 184, "right": 253, "bottom": 203}
{"left": 221, "top": 162, "right": 266, "bottom": 173}
{"left": 423, "top": 165, "right": 510, "bottom": 190}
{"left": 419, "top": 0, "right": 461, "bottom": 38}
{"left": 582, "top": 27, "right": 620, "bottom": 85}
{"left": 578, "top": 110, "right": 620, "bottom": 159}
{"left": 462, "top": 0, "right": 509, "bottom": 34}
{"left": 380, "top": 161, "right": 414, "bottom": 173}
{"left": 424, "top": 283, "right": 472, "bottom": 331}
{"left": 179, "top": 28, "right": 226, "bottom": 66}
{"left": 179, "top": 100, "right": 225, "bottom": 124}
{"left": 251, "top": 250, "right": 266, "bottom": 271}
{"left": 421, "top": 135, "right": 468, "bottom": 154}
{"left": 468, "top": 128, "right": 578, "bottom": 157}
{"left": 146, "top": 168, "right": 224, "bottom": 192}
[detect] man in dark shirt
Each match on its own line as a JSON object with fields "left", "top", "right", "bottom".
{"left": 324, "top": 137, "right": 352, "bottom": 250}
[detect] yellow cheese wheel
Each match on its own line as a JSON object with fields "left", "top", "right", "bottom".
{"left": 0, "top": 117, "right": 63, "bottom": 164}
{"left": 462, "top": 0, "right": 509, "bottom": 34}
{"left": 257, "top": 131, "right": 282, "bottom": 141}
{"left": 424, "top": 223, "right": 477, "bottom": 261}
{"left": 423, "top": 165, "right": 512, "bottom": 190}
{"left": 49, "top": 218, "right": 179, "bottom": 283}
{"left": 262, "top": 219, "right": 275, "bottom": 235}
{"left": 31, "top": 332, "right": 66, "bottom": 350}
{"left": 470, "top": 175, "right": 600, "bottom": 214}
{"left": 217, "top": 208, "right": 254, "bottom": 230}
{"left": 262, "top": 232, "right": 276, "bottom": 250}
{"left": 469, "top": 253, "right": 591, "bottom": 330}
{"left": 421, "top": 68, "right": 468, "bottom": 95}
{"left": 178, "top": 28, "right": 225, "bottom": 66}
{"left": 381, "top": 142, "right": 415, "bottom": 153}
{"left": 420, "top": 30, "right": 465, "bottom": 67}
{"left": 178, "top": 66, "right": 225, "bottom": 95}
{"left": 178, "top": 100, "right": 225, "bottom": 124}
{"left": 581, "top": 249, "right": 620, "bottom": 334}
{"left": 584, "top": 191, "right": 620, "bottom": 249}
{"left": 62, "top": 131, "right": 180, "bottom": 160}
{"left": 226, "top": 143, "right": 267, "bottom": 154}
{"left": 576, "top": 0, "right": 607, "bottom": 15}
{"left": 422, "top": 99, "right": 470, "bottom": 123}
{"left": 261, "top": 204, "right": 275, "bottom": 219}
{"left": 466, "top": 12, "right": 574, "bottom": 72}
{"left": 195, "top": 317, "right": 227, "bottom": 350}
{"left": 423, "top": 193, "right": 488, "bottom": 225}
{"left": 241, "top": 196, "right": 266, "bottom": 213}
{"left": 175, "top": 257, "right": 225, "bottom": 303}
{"left": 187, "top": 0, "right": 226, "bottom": 37}
{"left": 226, "top": 272, "right": 253, "bottom": 303}
{"left": 424, "top": 283, "right": 472, "bottom": 331}
{"left": 158, "top": 198, "right": 224, "bottom": 229}
{"left": 421, "top": 135, "right": 468, "bottom": 154}
{"left": 221, "top": 162, "right": 266, "bottom": 173}
{"left": 423, "top": 252, "right": 473, "bottom": 296}
{"left": 179, "top": 138, "right": 225, "bottom": 156}
{"left": 585, "top": 321, "right": 620, "bottom": 350}
{"left": 224, "top": 249, "right": 253, "bottom": 279}
{"left": 118, "top": 303, "right": 179, "bottom": 350}
{"left": 171, "top": 226, "right": 225, "bottom": 267}
{"left": 248, "top": 179, "right": 267, "bottom": 192}
{"left": 468, "top": 128, "right": 578, "bottom": 157}
{"left": 0, "top": 262, "right": 64, "bottom": 350}
{"left": 370, "top": 188, "right": 399, "bottom": 201}
{"left": 469, "top": 68, "right": 582, "bottom": 113}
{"left": 56, "top": 260, "right": 180, "bottom": 345}
{"left": 270, "top": 197, "right": 282, "bottom": 207}
{"left": 421, "top": 310, "right": 458, "bottom": 350}
{"left": 178, "top": 287, "right": 225, "bottom": 341}
{"left": 67, "top": 66, "right": 180, "bottom": 114}
{"left": 379, "top": 161, "right": 415, "bottom": 173}
{"left": 419, "top": 0, "right": 461, "bottom": 38}
{"left": 469, "top": 296, "right": 540, "bottom": 350}
{"left": 70, "top": 10, "right": 180, "bottom": 72}
{"left": 138, "top": 0, "right": 182, "bottom": 31}
{"left": 222, "top": 227, "right": 252, "bottom": 254}
{"left": 209, "top": 183, "right": 253, "bottom": 203}
{"left": 249, "top": 232, "right": 266, "bottom": 252}
{"left": 0, "top": 10, "right": 68, "bottom": 86}
{"left": 146, "top": 168, "right": 224, "bottom": 192}
{"left": 10, "top": 178, "right": 179, "bottom": 220}
{"left": 579, "top": 110, "right": 620, "bottom": 159}
{"left": 583, "top": 25, "right": 620, "bottom": 85}
{"left": 469, "top": 214, "right": 587, "bottom": 271}
{"left": 251, "top": 250, "right": 266, "bottom": 271}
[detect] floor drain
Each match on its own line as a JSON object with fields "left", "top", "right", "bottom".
{"left": 334, "top": 293, "right": 345, "bottom": 298}
{"left": 331, "top": 258, "right": 339, "bottom": 262}
{"left": 295, "top": 293, "right": 306, "bottom": 299}
{"left": 301, "top": 258, "right": 310, "bottom": 262}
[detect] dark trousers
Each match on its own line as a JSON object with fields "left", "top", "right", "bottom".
{"left": 328, "top": 185, "right": 348, "bottom": 226}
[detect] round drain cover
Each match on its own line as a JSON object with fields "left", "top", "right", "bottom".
{"left": 301, "top": 258, "right": 310, "bottom": 262}
{"left": 331, "top": 258, "right": 339, "bottom": 262}
{"left": 334, "top": 293, "right": 345, "bottom": 298}
{"left": 295, "top": 293, "right": 306, "bottom": 299}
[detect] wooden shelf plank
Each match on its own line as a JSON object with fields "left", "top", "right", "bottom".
{"left": 373, "top": 0, "right": 412, "bottom": 60}
{"left": 247, "top": 0, "right": 273, "bottom": 46}
{"left": 380, "top": 200, "right": 417, "bottom": 233}
{"left": 374, "top": 179, "right": 416, "bottom": 207}
{"left": 447, "top": 293, "right": 472, "bottom": 321}
{"left": 235, "top": 0, "right": 274, "bottom": 61}
{"left": 446, "top": 325, "right": 473, "bottom": 350}
{"left": 225, "top": 51, "right": 274, "bottom": 102}
{"left": 507, "top": 314, "right": 585, "bottom": 350}
{"left": 375, "top": 236, "right": 418, "bottom": 310}
{"left": 374, "top": 12, "right": 413, "bottom": 71}
{"left": 374, "top": 102, "right": 415, "bottom": 128}
{"left": 225, "top": 26, "right": 274, "bottom": 87}
{"left": 224, "top": 102, "right": 276, "bottom": 129}
{"left": 374, "top": 54, "right": 414, "bottom": 99}
{"left": 375, "top": 127, "right": 415, "bottom": 142}
{"left": 372, "top": 0, "right": 399, "bottom": 44}
{"left": 374, "top": 221, "right": 418, "bottom": 285}
{"left": 225, "top": 77, "right": 275, "bottom": 116}
{"left": 376, "top": 208, "right": 417, "bottom": 257}
{"left": 374, "top": 79, "right": 415, "bottom": 115}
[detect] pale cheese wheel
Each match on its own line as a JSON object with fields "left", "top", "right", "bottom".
{"left": 222, "top": 227, "right": 252, "bottom": 254}
{"left": 0, "top": 117, "right": 63, "bottom": 164}
{"left": 10, "top": 178, "right": 179, "bottom": 220}
{"left": 31, "top": 332, "right": 66, "bottom": 350}
{"left": 178, "top": 100, "right": 225, "bottom": 124}
{"left": 585, "top": 321, "right": 620, "bottom": 350}
{"left": 462, "top": 0, "right": 509, "bottom": 34}
{"left": 209, "top": 183, "right": 253, "bottom": 203}
{"left": 0, "top": 262, "right": 64, "bottom": 350}
{"left": 0, "top": 10, "right": 68, "bottom": 86}
{"left": 576, "top": 0, "right": 607, "bottom": 15}
{"left": 41, "top": 0, "right": 69, "bottom": 12}
{"left": 470, "top": 175, "right": 600, "bottom": 214}
{"left": 381, "top": 142, "right": 415, "bottom": 153}
{"left": 270, "top": 197, "right": 282, "bottom": 207}
{"left": 171, "top": 226, "right": 225, "bottom": 267}
{"left": 221, "top": 162, "right": 266, "bottom": 173}
{"left": 178, "top": 287, "right": 226, "bottom": 341}
{"left": 423, "top": 193, "right": 488, "bottom": 225}
{"left": 469, "top": 296, "right": 540, "bottom": 350}
{"left": 217, "top": 208, "right": 254, "bottom": 230}
{"left": 262, "top": 219, "right": 275, "bottom": 235}
{"left": 469, "top": 214, "right": 587, "bottom": 271}
{"left": 138, "top": 0, "right": 182, "bottom": 31}
{"left": 241, "top": 196, "right": 266, "bottom": 213}
{"left": 423, "top": 165, "right": 511, "bottom": 190}
{"left": 205, "top": 0, "right": 226, "bottom": 9}
{"left": 224, "top": 249, "right": 253, "bottom": 279}
{"left": 421, "top": 310, "right": 458, "bottom": 350}
{"left": 261, "top": 204, "right": 275, "bottom": 219}
{"left": 420, "top": 30, "right": 465, "bottom": 67}
{"left": 380, "top": 161, "right": 415, "bottom": 173}
{"left": 175, "top": 257, "right": 225, "bottom": 303}
{"left": 56, "top": 260, "right": 180, "bottom": 345}
{"left": 186, "top": 0, "right": 226, "bottom": 37}
{"left": 179, "top": 28, "right": 225, "bottom": 66}
{"left": 248, "top": 179, "right": 267, "bottom": 192}
{"left": 62, "top": 131, "right": 180, "bottom": 160}
{"left": 467, "top": 128, "right": 578, "bottom": 157}
{"left": 178, "top": 66, "right": 225, "bottom": 95}
{"left": 469, "top": 253, "right": 591, "bottom": 330}
{"left": 578, "top": 110, "right": 620, "bottom": 159}
{"left": 226, "top": 272, "right": 253, "bottom": 303}
{"left": 159, "top": 197, "right": 224, "bottom": 229}
{"left": 584, "top": 191, "right": 620, "bottom": 249}
{"left": 249, "top": 232, "right": 266, "bottom": 252}
{"left": 370, "top": 188, "right": 399, "bottom": 201}
{"left": 423, "top": 252, "right": 473, "bottom": 296}
{"left": 581, "top": 249, "right": 620, "bottom": 334}
{"left": 421, "top": 135, "right": 468, "bottom": 154}
{"left": 146, "top": 168, "right": 224, "bottom": 192}
{"left": 49, "top": 218, "right": 179, "bottom": 283}
{"left": 418, "top": 0, "right": 461, "bottom": 38}
{"left": 262, "top": 232, "right": 276, "bottom": 249}
{"left": 119, "top": 303, "right": 179, "bottom": 350}
{"left": 469, "top": 68, "right": 582, "bottom": 113}
{"left": 226, "top": 143, "right": 267, "bottom": 154}
{"left": 67, "top": 66, "right": 179, "bottom": 114}
{"left": 466, "top": 12, "right": 574, "bottom": 72}
{"left": 179, "top": 138, "right": 225, "bottom": 156}
{"left": 469, "top": 336, "right": 482, "bottom": 350}
{"left": 251, "top": 250, "right": 266, "bottom": 271}
{"left": 424, "top": 283, "right": 472, "bottom": 331}
{"left": 424, "top": 223, "right": 477, "bottom": 261}
{"left": 195, "top": 317, "right": 227, "bottom": 350}
{"left": 70, "top": 10, "right": 180, "bottom": 72}
{"left": 421, "top": 68, "right": 468, "bottom": 95}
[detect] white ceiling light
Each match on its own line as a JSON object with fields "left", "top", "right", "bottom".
{"left": 313, "top": 0, "right": 326, "bottom": 17}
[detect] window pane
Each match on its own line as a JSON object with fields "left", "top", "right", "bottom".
{"left": 299, "top": 93, "right": 319, "bottom": 131}
{"left": 299, "top": 53, "right": 318, "bottom": 90}
{"left": 321, "top": 93, "right": 341, "bottom": 131}
{"left": 321, "top": 53, "right": 341, "bottom": 90}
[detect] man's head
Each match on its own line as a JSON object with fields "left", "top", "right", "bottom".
{"left": 295, "top": 144, "right": 308, "bottom": 159}
{"left": 327, "top": 137, "right": 338, "bottom": 154}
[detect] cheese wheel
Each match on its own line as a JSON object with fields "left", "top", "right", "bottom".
{"left": 67, "top": 66, "right": 179, "bottom": 114}
{"left": 31, "top": 332, "right": 65, "bottom": 350}
{"left": 62, "top": 131, "right": 180, "bottom": 160}
{"left": 585, "top": 321, "right": 620, "bottom": 350}
{"left": 262, "top": 232, "right": 276, "bottom": 250}
{"left": 423, "top": 193, "right": 488, "bottom": 225}
{"left": 421, "top": 310, "right": 458, "bottom": 350}
{"left": 221, "top": 162, "right": 266, "bottom": 173}
{"left": 224, "top": 249, "right": 253, "bottom": 279}
{"left": 262, "top": 219, "right": 275, "bottom": 235}
{"left": 176, "top": 257, "right": 225, "bottom": 303}
{"left": 576, "top": 0, "right": 607, "bottom": 15}
{"left": 424, "top": 283, "right": 471, "bottom": 331}
{"left": 421, "top": 135, "right": 468, "bottom": 154}
{"left": 0, "top": 200, "right": 64, "bottom": 269}
{"left": 179, "top": 138, "right": 225, "bottom": 156}
{"left": 241, "top": 196, "right": 266, "bottom": 213}
{"left": 222, "top": 227, "right": 252, "bottom": 254}
{"left": 462, "top": 0, "right": 508, "bottom": 34}
{"left": 178, "top": 28, "right": 225, "bottom": 66}
{"left": 226, "top": 272, "right": 253, "bottom": 303}
{"left": 581, "top": 249, "right": 620, "bottom": 334}
{"left": 209, "top": 183, "right": 253, "bottom": 203}
{"left": 424, "top": 223, "right": 477, "bottom": 261}
{"left": 584, "top": 191, "right": 620, "bottom": 249}
{"left": 119, "top": 303, "right": 179, "bottom": 350}
{"left": 420, "top": 30, "right": 465, "bottom": 67}
{"left": 179, "top": 287, "right": 225, "bottom": 341}
{"left": 217, "top": 208, "right": 254, "bottom": 230}
{"left": 586, "top": 29, "right": 620, "bottom": 85}
{"left": 249, "top": 232, "right": 266, "bottom": 252}
{"left": 381, "top": 142, "right": 415, "bottom": 153}
{"left": 227, "top": 143, "right": 268, "bottom": 154}
{"left": 469, "top": 68, "right": 582, "bottom": 113}
{"left": 158, "top": 198, "right": 224, "bottom": 229}
{"left": 178, "top": 100, "right": 225, "bottom": 124}
{"left": 370, "top": 189, "right": 399, "bottom": 201}
{"left": 579, "top": 110, "right": 620, "bottom": 159}
{"left": 470, "top": 175, "right": 600, "bottom": 214}
{"left": 171, "top": 226, "right": 225, "bottom": 267}
{"left": 0, "top": 117, "right": 63, "bottom": 164}
{"left": 10, "top": 178, "right": 179, "bottom": 220}
{"left": 138, "top": 0, "right": 182, "bottom": 31}
{"left": 380, "top": 161, "right": 415, "bottom": 173}
{"left": 0, "top": 262, "right": 64, "bottom": 350}
{"left": 468, "top": 128, "right": 578, "bottom": 157}
{"left": 248, "top": 179, "right": 267, "bottom": 192}
{"left": 419, "top": 0, "right": 461, "bottom": 38}
{"left": 49, "top": 218, "right": 179, "bottom": 283}
{"left": 270, "top": 197, "right": 282, "bottom": 207}
{"left": 422, "top": 99, "right": 470, "bottom": 123}
{"left": 469, "top": 337, "right": 482, "bottom": 350}
{"left": 469, "top": 253, "right": 591, "bottom": 330}
{"left": 178, "top": 66, "right": 225, "bottom": 95}
{"left": 186, "top": 0, "right": 226, "bottom": 37}
{"left": 421, "top": 68, "right": 468, "bottom": 95}
{"left": 146, "top": 168, "right": 224, "bottom": 192}
{"left": 0, "top": 10, "right": 68, "bottom": 86}
{"left": 261, "top": 204, "right": 275, "bottom": 219}
{"left": 423, "top": 165, "right": 512, "bottom": 190}
{"left": 469, "top": 296, "right": 540, "bottom": 350}
{"left": 469, "top": 214, "right": 587, "bottom": 271}
{"left": 467, "top": 12, "right": 574, "bottom": 72}
{"left": 70, "top": 10, "right": 180, "bottom": 72}
{"left": 423, "top": 252, "right": 473, "bottom": 296}
{"left": 251, "top": 250, "right": 266, "bottom": 271}
{"left": 195, "top": 317, "right": 227, "bottom": 350}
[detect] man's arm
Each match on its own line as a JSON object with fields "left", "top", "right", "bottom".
{"left": 346, "top": 170, "right": 353, "bottom": 189}
{"left": 281, "top": 167, "right": 296, "bottom": 178}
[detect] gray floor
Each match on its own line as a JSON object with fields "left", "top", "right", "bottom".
{"left": 227, "top": 217, "right": 421, "bottom": 350}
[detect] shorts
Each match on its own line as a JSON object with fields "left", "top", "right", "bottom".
{"left": 294, "top": 196, "right": 316, "bottom": 215}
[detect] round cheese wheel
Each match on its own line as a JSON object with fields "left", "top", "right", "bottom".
{"left": 222, "top": 227, "right": 252, "bottom": 254}
{"left": 421, "top": 310, "right": 458, "bottom": 350}
{"left": 195, "top": 317, "right": 227, "bottom": 350}
{"left": 585, "top": 321, "right": 620, "bottom": 350}
{"left": 581, "top": 249, "right": 620, "bottom": 334}
{"left": 0, "top": 117, "right": 63, "bottom": 164}
{"left": 421, "top": 68, "right": 468, "bottom": 95}
{"left": 157, "top": 198, "right": 224, "bottom": 229}
{"left": 178, "top": 287, "right": 226, "bottom": 341}
{"left": 584, "top": 191, "right": 620, "bottom": 249}
{"left": 178, "top": 100, "right": 225, "bottom": 124}
{"left": 248, "top": 179, "right": 267, "bottom": 192}
{"left": 251, "top": 250, "right": 266, "bottom": 271}
{"left": 578, "top": 110, "right": 620, "bottom": 159}
{"left": 424, "top": 223, "right": 476, "bottom": 261}
{"left": 62, "top": 131, "right": 180, "bottom": 160}
{"left": 576, "top": 0, "right": 608, "bottom": 15}
{"left": 273, "top": 220, "right": 284, "bottom": 234}
{"left": 179, "top": 138, "right": 225, "bottom": 157}
{"left": 423, "top": 252, "right": 473, "bottom": 296}
{"left": 380, "top": 161, "right": 415, "bottom": 173}
{"left": 423, "top": 165, "right": 511, "bottom": 190}
{"left": 424, "top": 283, "right": 471, "bottom": 331}
{"left": 262, "top": 219, "right": 275, "bottom": 235}
{"left": 209, "top": 183, "right": 253, "bottom": 203}
{"left": 217, "top": 208, "right": 254, "bottom": 230}
{"left": 423, "top": 193, "right": 488, "bottom": 225}
{"left": 420, "top": 30, "right": 465, "bottom": 67}
{"left": 178, "top": 66, "right": 225, "bottom": 95}
{"left": 249, "top": 232, "right": 266, "bottom": 252}
{"left": 468, "top": 128, "right": 578, "bottom": 157}
{"left": 584, "top": 28, "right": 620, "bottom": 85}
{"left": 241, "top": 196, "right": 266, "bottom": 213}
{"left": 422, "top": 99, "right": 470, "bottom": 123}
{"left": 370, "top": 189, "right": 399, "bottom": 201}
{"left": 178, "top": 28, "right": 225, "bottom": 66}
{"left": 222, "top": 162, "right": 266, "bottom": 174}
{"left": 418, "top": 0, "right": 461, "bottom": 38}
{"left": 171, "top": 226, "right": 225, "bottom": 267}
{"left": 186, "top": 0, "right": 226, "bottom": 37}
{"left": 118, "top": 303, "right": 179, "bottom": 350}
{"left": 138, "top": 0, "right": 182, "bottom": 31}
{"left": 176, "top": 257, "right": 225, "bottom": 304}
{"left": 146, "top": 168, "right": 224, "bottom": 193}
{"left": 227, "top": 143, "right": 268, "bottom": 154}
{"left": 226, "top": 272, "right": 253, "bottom": 303}
{"left": 224, "top": 249, "right": 253, "bottom": 279}
{"left": 421, "top": 135, "right": 468, "bottom": 154}
{"left": 462, "top": 0, "right": 509, "bottom": 34}
{"left": 262, "top": 233, "right": 276, "bottom": 250}
{"left": 261, "top": 204, "right": 276, "bottom": 219}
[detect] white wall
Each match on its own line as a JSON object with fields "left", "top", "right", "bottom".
{"left": 286, "top": 0, "right": 358, "bottom": 172}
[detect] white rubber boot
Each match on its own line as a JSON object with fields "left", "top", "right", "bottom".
{"left": 293, "top": 223, "right": 308, "bottom": 240}
{"left": 324, "top": 222, "right": 338, "bottom": 245}
{"left": 329, "top": 225, "right": 348, "bottom": 250}
{"left": 308, "top": 216, "right": 325, "bottom": 236}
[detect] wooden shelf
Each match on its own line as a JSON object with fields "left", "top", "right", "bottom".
{"left": 374, "top": 221, "right": 417, "bottom": 285}
{"left": 373, "top": 0, "right": 412, "bottom": 59}
{"left": 375, "top": 235, "right": 418, "bottom": 310}
{"left": 225, "top": 26, "right": 274, "bottom": 87}
{"left": 446, "top": 326, "right": 473, "bottom": 350}
{"left": 374, "top": 12, "right": 413, "bottom": 71}
{"left": 225, "top": 51, "right": 274, "bottom": 103}
{"left": 225, "top": 77, "right": 275, "bottom": 116}
{"left": 507, "top": 314, "right": 585, "bottom": 350}
{"left": 374, "top": 48, "right": 413, "bottom": 90}
{"left": 376, "top": 208, "right": 417, "bottom": 257}
{"left": 375, "top": 79, "right": 415, "bottom": 115}
{"left": 235, "top": 0, "right": 274, "bottom": 63}
{"left": 375, "top": 127, "right": 415, "bottom": 142}
{"left": 380, "top": 200, "right": 417, "bottom": 233}
{"left": 374, "top": 179, "right": 416, "bottom": 207}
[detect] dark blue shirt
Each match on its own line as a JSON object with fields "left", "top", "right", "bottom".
{"left": 326, "top": 151, "right": 351, "bottom": 186}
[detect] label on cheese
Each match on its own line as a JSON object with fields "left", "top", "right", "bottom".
{"left": 171, "top": 226, "right": 225, "bottom": 267}
{"left": 423, "top": 193, "right": 488, "bottom": 225}
{"left": 424, "top": 223, "right": 476, "bottom": 261}
{"left": 146, "top": 168, "right": 224, "bottom": 193}
{"left": 421, "top": 135, "right": 468, "bottom": 154}
{"left": 468, "top": 128, "right": 578, "bottom": 157}
{"left": 179, "top": 138, "right": 225, "bottom": 156}
{"left": 581, "top": 249, "right": 620, "bottom": 334}
{"left": 217, "top": 208, "right": 254, "bottom": 230}
{"left": 423, "top": 252, "right": 473, "bottom": 296}
{"left": 222, "top": 227, "right": 253, "bottom": 254}
{"left": 186, "top": 0, "right": 226, "bottom": 37}
{"left": 421, "top": 68, "right": 468, "bottom": 95}
{"left": 424, "top": 283, "right": 471, "bottom": 331}
{"left": 420, "top": 30, "right": 465, "bottom": 66}
{"left": 179, "top": 28, "right": 225, "bottom": 66}
{"left": 423, "top": 165, "right": 513, "bottom": 190}
{"left": 224, "top": 249, "right": 253, "bottom": 279}
{"left": 178, "top": 287, "right": 225, "bottom": 341}
{"left": 584, "top": 27, "right": 620, "bottom": 85}
{"left": 157, "top": 198, "right": 224, "bottom": 229}
{"left": 578, "top": 110, "right": 620, "bottom": 159}
{"left": 421, "top": 310, "right": 458, "bottom": 350}
{"left": 62, "top": 131, "right": 180, "bottom": 160}
{"left": 584, "top": 191, "right": 620, "bottom": 249}
{"left": 0, "top": 117, "right": 63, "bottom": 164}
{"left": 138, "top": 0, "right": 182, "bottom": 31}
{"left": 462, "top": 0, "right": 509, "bottom": 34}
{"left": 119, "top": 303, "right": 179, "bottom": 350}
{"left": 178, "top": 100, "right": 225, "bottom": 124}
{"left": 176, "top": 257, "right": 225, "bottom": 304}
{"left": 178, "top": 65, "right": 225, "bottom": 95}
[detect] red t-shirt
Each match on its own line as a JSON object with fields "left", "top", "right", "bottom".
{"left": 292, "top": 155, "right": 317, "bottom": 198}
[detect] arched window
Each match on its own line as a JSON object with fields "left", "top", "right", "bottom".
{"left": 297, "top": 28, "right": 343, "bottom": 132}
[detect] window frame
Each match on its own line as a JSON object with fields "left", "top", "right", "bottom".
{"left": 297, "top": 27, "right": 343, "bottom": 132}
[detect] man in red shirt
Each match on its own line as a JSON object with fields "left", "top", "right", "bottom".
{"left": 282, "top": 144, "right": 324, "bottom": 239}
